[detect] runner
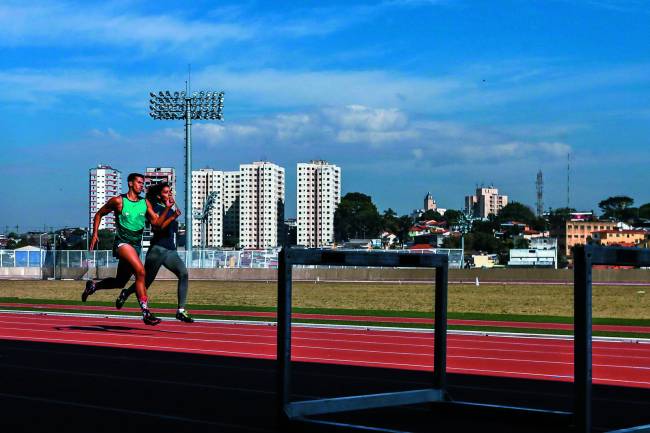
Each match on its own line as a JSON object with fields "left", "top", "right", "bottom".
{"left": 115, "top": 182, "right": 194, "bottom": 323}
{"left": 83, "top": 173, "right": 162, "bottom": 326}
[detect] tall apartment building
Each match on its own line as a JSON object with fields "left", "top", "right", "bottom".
{"left": 297, "top": 161, "right": 341, "bottom": 247}
{"left": 89, "top": 164, "right": 121, "bottom": 231}
{"left": 191, "top": 169, "right": 224, "bottom": 248}
{"left": 465, "top": 186, "right": 508, "bottom": 218}
{"left": 144, "top": 167, "right": 176, "bottom": 194}
{"left": 240, "top": 162, "right": 285, "bottom": 249}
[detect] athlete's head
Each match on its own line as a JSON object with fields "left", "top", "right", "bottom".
{"left": 127, "top": 173, "right": 145, "bottom": 194}
{"left": 146, "top": 182, "right": 171, "bottom": 204}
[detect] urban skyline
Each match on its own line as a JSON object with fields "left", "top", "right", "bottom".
{"left": 3, "top": 1, "right": 650, "bottom": 229}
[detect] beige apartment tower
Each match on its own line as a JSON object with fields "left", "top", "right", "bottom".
{"left": 297, "top": 161, "right": 341, "bottom": 247}
{"left": 465, "top": 186, "right": 508, "bottom": 218}
{"left": 239, "top": 162, "right": 285, "bottom": 249}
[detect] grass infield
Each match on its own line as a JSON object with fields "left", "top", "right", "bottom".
{"left": 0, "top": 279, "right": 648, "bottom": 337}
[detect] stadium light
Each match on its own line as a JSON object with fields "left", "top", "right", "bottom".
{"left": 149, "top": 89, "right": 224, "bottom": 263}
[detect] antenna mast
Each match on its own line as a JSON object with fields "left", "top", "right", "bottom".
{"left": 536, "top": 170, "right": 544, "bottom": 217}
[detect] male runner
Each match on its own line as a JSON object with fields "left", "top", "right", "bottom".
{"left": 116, "top": 182, "right": 194, "bottom": 323}
{"left": 83, "top": 173, "right": 162, "bottom": 325}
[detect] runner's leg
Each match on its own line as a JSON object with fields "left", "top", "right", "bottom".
{"left": 95, "top": 257, "right": 134, "bottom": 290}
{"left": 162, "top": 251, "right": 189, "bottom": 310}
{"left": 120, "top": 245, "right": 165, "bottom": 303}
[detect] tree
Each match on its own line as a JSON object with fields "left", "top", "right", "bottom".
{"left": 382, "top": 208, "right": 399, "bottom": 235}
{"left": 639, "top": 203, "right": 650, "bottom": 220}
{"left": 334, "top": 193, "right": 383, "bottom": 242}
{"left": 496, "top": 202, "right": 537, "bottom": 225}
{"left": 418, "top": 209, "right": 442, "bottom": 222}
{"left": 441, "top": 209, "right": 463, "bottom": 227}
{"left": 546, "top": 207, "right": 575, "bottom": 232}
{"left": 598, "top": 196, "right": 634, "bottom": 221}
{"left": 396, "top": 215, "right": 414, "bottom": 245}
{"left": 97, "top": 229, "right": 115, "bottom": 250}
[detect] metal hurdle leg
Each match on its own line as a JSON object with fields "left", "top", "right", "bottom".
{"left": 574, "top": 245, "right": 592, "bottom": 433}
{"left": 433, "top": 263, "right": 448, "bottom": 392}
{"left": 277, "top": 248, "right": 292, "bottom": 422}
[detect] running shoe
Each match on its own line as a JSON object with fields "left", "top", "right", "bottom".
{"left": 175, "top": 310, "right": 195, "bottom": 323}
{"left": 142, "top": 310, "right": 162, "bottom": 326}
{"left": 115, "top": 289, "right": 129, "bottom": 310}
{"left": 81, "top": 280, "right": 96, "bottom": 302}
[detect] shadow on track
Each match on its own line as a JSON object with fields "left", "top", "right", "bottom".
{"left": 0, "top": 339, "right": 648, "bottom": 432}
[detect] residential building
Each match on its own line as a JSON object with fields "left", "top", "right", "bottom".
{"left": 465, "top": 186, "right": 508, "bottom": 218}
{"left": 191, "top": 169, "right": 224, "bottom": 248}
{"left": 240, "top": 162, "right": 285, "bottom": 249}
{"left": 560, "top": 219, "right": 617, "bottom": 257}
{"left": 592, "top": 230, "right": 647, "bottom": 247}
{"left": 508, "top": 248, "right": 556, "bottom": 268}
{"left": 89, "top": 164, "right": 121, "bottom": 231}
{"left": 144, "top": 167, "right": 176, "bottom": 194}
{"left": 508, "top": 237, "right": 558, "bottom": 268}
{"left": 297, "top": 160, "right": 341, "bottom": 247}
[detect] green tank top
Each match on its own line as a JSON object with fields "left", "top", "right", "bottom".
{"left": 116, "top": 194, "right": 147, "bottom": 245}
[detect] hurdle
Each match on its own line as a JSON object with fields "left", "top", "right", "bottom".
{"left": 277, "top": 248, "right": 581, "bottom": 433}
{"left": 575, "top": 245, "right": 650, "bottom": 433}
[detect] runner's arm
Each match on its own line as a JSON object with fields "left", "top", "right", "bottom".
{"left": 156, "top": 207, "right": 181, "bottom": 232}
{"left": 147, "top": 199, "right": 175, "bottom": 231}
{"left": 90, "top": 196, "right": 120, "bottom": 250}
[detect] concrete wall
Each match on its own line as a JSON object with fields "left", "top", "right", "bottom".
{"left": 3, "top": 266, "right": 650, "bottom": 283}
{"left": 73, "top": 267, "right": 650, "bottom": 283}
{"left": 0, "top": 267, "right": 41, "bottom": 279}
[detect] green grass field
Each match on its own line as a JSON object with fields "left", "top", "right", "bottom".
{"left": 0, "top": 279, "right": 648, "bottom": 319}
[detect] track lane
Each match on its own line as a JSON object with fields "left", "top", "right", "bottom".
{"left": 0, "top": 312, "right": 648, "bottom": 388}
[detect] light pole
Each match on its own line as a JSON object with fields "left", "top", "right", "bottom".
{"left": 149, "top": 90, "right": 224, "bottom": 265}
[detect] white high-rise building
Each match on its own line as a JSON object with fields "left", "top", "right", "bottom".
{"left": 89, "top": 164, "right": 121, "bottom": 231}
{"left": 144, "top": 167, "right": 176, "bottom": 194}
{"left": 191, "top": 169, "right": 224, "bottom": 248}
{"left": 297, "top": 161, "right": 341, "bottom": 247}
{"left": 239, "top": 162, "right": 285, "bottom": 249}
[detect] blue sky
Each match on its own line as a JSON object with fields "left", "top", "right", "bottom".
{"left": 2, "top": 0, "right": 650, "bottom": 230}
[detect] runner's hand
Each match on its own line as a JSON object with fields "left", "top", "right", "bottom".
{"left": 89, "top": 234, "right": 98, "bottom": 251}
{"left": 174, "top": 208, "right": 182, "bottom": 217}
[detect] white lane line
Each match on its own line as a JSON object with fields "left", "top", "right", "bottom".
{"left": 1, "top": 326, "right": 649, "bottom": 371}
{"left": 2, "top": 318, "right": 649, "bottom": 361}
{"left": 1, "top": 315, "right": 650, "bottom": 361}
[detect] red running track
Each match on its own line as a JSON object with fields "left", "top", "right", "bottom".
{"left": 0, "top": 311, "right": 648, "bottom": 389}
{"left": 2, "top": 302, "right": 650, "bottom": 334}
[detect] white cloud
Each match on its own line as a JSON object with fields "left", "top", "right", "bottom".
{"left": 188, "top": 105, "right": 571, "bottom": 167}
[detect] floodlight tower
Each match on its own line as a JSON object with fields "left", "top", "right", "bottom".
{"left": 149, "top": 90, "right": 224, "bottom": 263}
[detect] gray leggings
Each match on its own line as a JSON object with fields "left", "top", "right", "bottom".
{"left": 124, "top": 245, "right": 189, "bottom": 308}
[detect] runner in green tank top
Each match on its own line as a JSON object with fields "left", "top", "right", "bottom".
{"left": 82, "top": 173, "right": 167, "bottom": 325}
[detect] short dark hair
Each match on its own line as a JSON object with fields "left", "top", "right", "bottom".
{"left": 127, "top": 173, "right": 144, "bottom": 183}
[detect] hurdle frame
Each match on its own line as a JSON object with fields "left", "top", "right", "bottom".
{"left": 575, "top": 244, "right": 650, "bottom": 433}
{"left": 277, "top": 248, "right": 580, "bottom": 433}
